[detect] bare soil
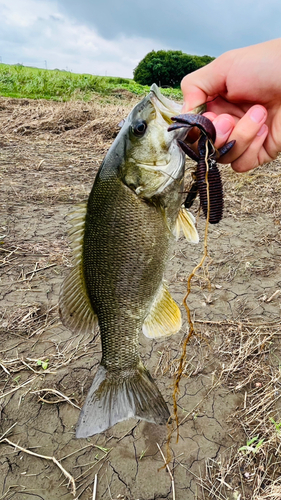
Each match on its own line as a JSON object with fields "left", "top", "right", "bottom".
{"left": 1, "top": 95, "right": 281, "bottom": 500}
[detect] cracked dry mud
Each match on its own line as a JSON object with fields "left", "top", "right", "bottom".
{"left": 1, "top": 96, "right": 281, "bottom": 500}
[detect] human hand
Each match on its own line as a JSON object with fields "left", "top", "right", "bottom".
{"left": 181, "top": 39, "right": 281, "bottom": 172}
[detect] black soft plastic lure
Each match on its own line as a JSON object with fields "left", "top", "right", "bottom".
{"left": 168, "top": 114, "right": 235, "bottom": 224}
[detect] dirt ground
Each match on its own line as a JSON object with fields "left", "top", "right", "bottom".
{"left": 1, "top": 94, "right": 281, "bottom": 500}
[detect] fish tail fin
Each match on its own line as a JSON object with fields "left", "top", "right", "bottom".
{"left": 76, "top": 362, "right": 170, "bottom": 438}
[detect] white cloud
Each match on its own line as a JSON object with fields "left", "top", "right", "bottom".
{"left": 1, "top": 0, "right": 280, "bottom": 78}
{"left": 0, "top": 0, "right": 58, "bottom": 27}
{"left": 53, "top": 0, "right": 281, "bottom": 57}
{"left": 0, "top": 0, "right": 166, "bottom": 77}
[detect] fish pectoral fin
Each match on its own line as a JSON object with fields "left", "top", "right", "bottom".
{"left": 142, "top": 284, "right": 182, "bottom": 339}
{"left": 76, "top": 363, "right": 170, "bottom": 438}
{"left": 59, "top": 204, "right": 98, "bottom": 335}
{"left": 175, "top": 207, "right": 199, "bottom": 243}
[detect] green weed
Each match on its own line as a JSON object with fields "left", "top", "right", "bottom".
{"left": 269, "top": 417, "right": 281, "bottom": 434}
{"left": 139, "top": 448, "right": 148, "bottom": 460}
{"left": 239, "top": 436, "right": 265, "bottom": 455}
{"left": 37, "top": 359, "right": 49, "bottom": 370}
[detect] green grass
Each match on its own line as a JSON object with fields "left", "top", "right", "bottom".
{"left": 0, "top": 63, "right": 183, "bottom": 101}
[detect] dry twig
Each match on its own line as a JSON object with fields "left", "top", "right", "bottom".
{"left": 157, "top": 443, "right": 175, "bottom": 500}
{"left": 0, "top": 437, "right": 76, "bottom": 496}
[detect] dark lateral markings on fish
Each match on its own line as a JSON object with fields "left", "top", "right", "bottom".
{"left": 59, "top": 84, "right": 200, "bottom": 438}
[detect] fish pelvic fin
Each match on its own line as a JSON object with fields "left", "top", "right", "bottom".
{"left": 76, "top": 362, "right": 170, "bottom": 438}
{"left": 175, "top": 207, "right": 199, "bottom": 243}
{"left": 59, "top": 204, "right": 98, "bottom": 335}
{"left": 142, "top": 283, "right": 182, "bottom": 339}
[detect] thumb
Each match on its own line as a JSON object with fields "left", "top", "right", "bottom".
{"left": 181, "top": 86, "right": 208, "bottom": 112}
{"left": 181, "top": 59, "right": 226, "bottom": 112}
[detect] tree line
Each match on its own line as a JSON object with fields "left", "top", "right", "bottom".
{"left": 133, "top": 50, "right": 214, "bottom": 87}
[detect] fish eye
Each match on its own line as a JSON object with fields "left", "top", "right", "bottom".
{"left": 132, "top": 120, "right": 147, "bottom": 137}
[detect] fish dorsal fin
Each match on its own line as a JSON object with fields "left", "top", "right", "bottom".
{"left": 59, "top": 204, "right": 98, "bottom": 335}
{"left": 142, "top": 283, "right": 182, "bottom": 339}
{"left": 175, "top": 207, "right": 199, "bottom": 243}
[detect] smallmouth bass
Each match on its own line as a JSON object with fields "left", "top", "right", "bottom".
{"left": 59, "top": 84, "right": 199, "bottom": 438}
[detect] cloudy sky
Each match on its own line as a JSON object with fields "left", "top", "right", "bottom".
{"left": 0, "top": 0, "right": 280, "bottom": 78}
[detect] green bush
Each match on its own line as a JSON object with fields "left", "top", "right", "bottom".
{"left": 133, "top": 50, "right": 214, "bottom": 87}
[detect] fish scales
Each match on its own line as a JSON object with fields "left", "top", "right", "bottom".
{"left": 84, "top": 172, "right": 172, "bottom": 370}
{"left": 59, "top": 84, "right": 200, "bottom": 437}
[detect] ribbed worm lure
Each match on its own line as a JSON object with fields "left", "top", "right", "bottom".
{"left": 168, "top": 114, "right": 235, "bottom": 224}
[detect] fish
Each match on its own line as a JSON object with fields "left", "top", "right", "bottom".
{"left": 59, "top": 84, "right": 200, "bottom": 438}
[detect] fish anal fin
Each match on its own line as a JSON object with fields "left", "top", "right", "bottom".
{"left": 142, "top": 284, "right": 182, "bottom": 339}
{"left": 76, "top": 363, "right": 170, "bottom": 438}
{"left": 175, "top": 207, "right": 199, "bottom": 243}
{"left": 59, "top": 204, "right": 98, "bottom": 335}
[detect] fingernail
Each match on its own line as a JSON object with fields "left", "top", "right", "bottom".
{"left": 215, "top": 118, "right": 233, "bottom": 137}
{"left": 250, "top": 106, "right": 266, "bottom": 123}
{"left": 257, "top": 124, "right": 267, "bottom": 136}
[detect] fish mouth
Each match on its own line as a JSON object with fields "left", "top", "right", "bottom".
{"left": 149, "top": 84, "right": 182, "bottom": 125}
{"left": 149, "top": 84, "right": 194, "bottom": 147}
{"left": 149, "top": 84, "right": 205, "bottom": 142}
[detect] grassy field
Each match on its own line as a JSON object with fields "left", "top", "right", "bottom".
{"left": 0, "top": 63, "right": 183, "bottom": 101}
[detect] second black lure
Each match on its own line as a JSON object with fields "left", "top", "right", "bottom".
{"left": 168, "top": 114, "right": 235, "bottom": 224}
